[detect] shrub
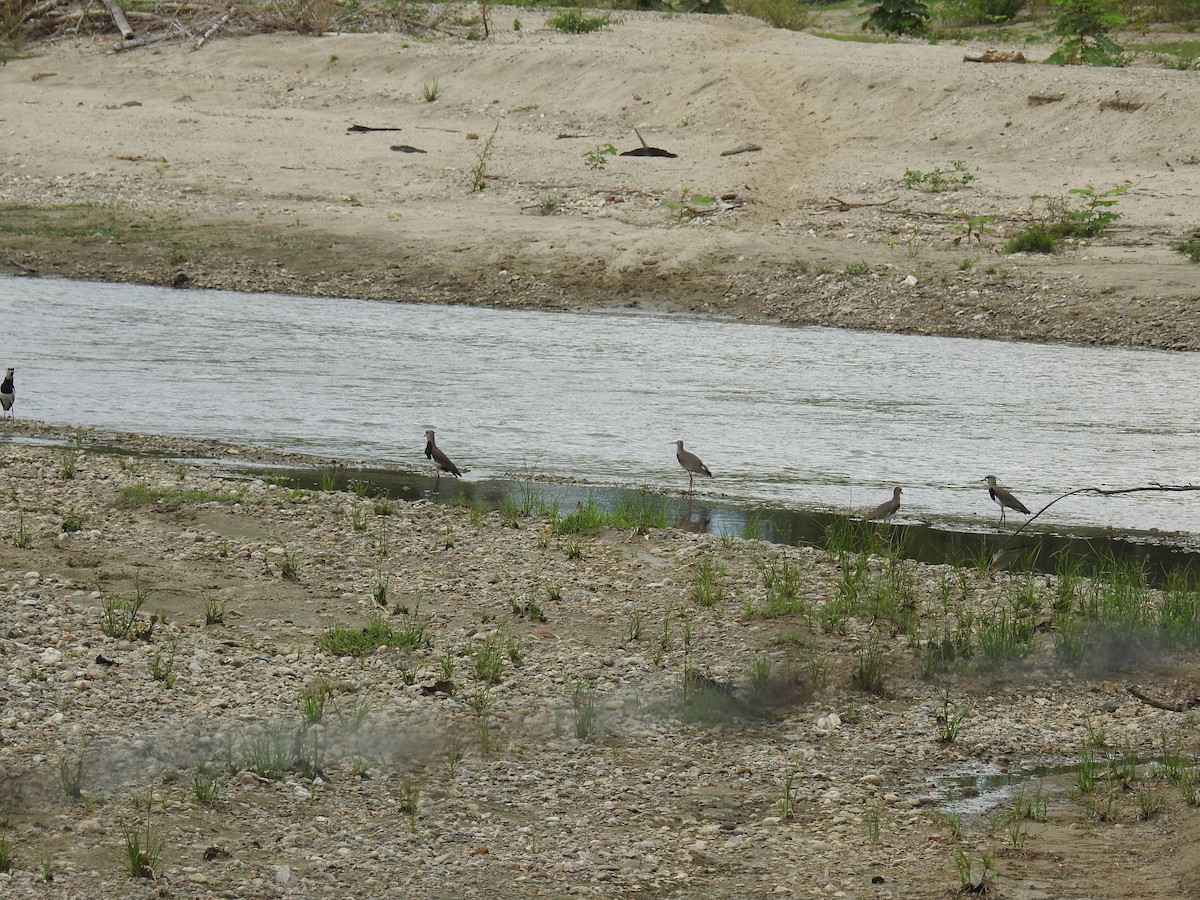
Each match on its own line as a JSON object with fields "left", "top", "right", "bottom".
{"left": 546, "top": 10, "right": 620, "bottom": 33}
{"left": 1172, "top": 238, "right": 1200, "bottom": 262}
{"left": 862, "top": 0, "right": 930, "bottom": 35}
{"left": 1045, "top": 0, "right": 1125, "bottom": 65}
{"left": 1005, "top": 223, "right": 1061, "bottom": 254}
{"left": 727, "top": 0, "right": 812, "bottom": 29}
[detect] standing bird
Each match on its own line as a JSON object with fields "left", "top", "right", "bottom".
{"left": 0, "top": 368, "right": 13, "bottom": 420}
{"left": 675, "top": 440, "right": 711, "bottom": 493}
{"left": 866, "top": 486, "right": 902, "bottom": 521}
{"left": 424, "top": 429, "right": 461, "bottom": 487}
{"left": 982, "top": 474, "right": 1030, "bottom": 525}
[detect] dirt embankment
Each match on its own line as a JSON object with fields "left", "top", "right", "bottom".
{"left": 1, "top": 13, "right": 1198, "bottom": 348}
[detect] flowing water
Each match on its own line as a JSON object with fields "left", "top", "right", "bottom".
{"left": 2, "top": 275, "right": 1198, "bottom": 539}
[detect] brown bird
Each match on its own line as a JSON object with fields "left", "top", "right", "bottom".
{"left": 982, "top": 475, "right": 1030, "bottom": 525}
{"left": 0, "top": 368, "right": 13, "bottom": 420}
{"left": 424, "top": 430, "right": 461, "bottom": 487}
{"left": 866, "top": 486, "right": 902, "bottom": 521}
{"left": 675, "top": 440, "right": 711, "bottom": 493}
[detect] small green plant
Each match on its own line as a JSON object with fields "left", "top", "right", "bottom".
{"left": 60, "top": 450, "right": 77, "bottom": 479}
{"left": 628, "top": 608, "right": 645, "bottom": 642}
{"left": 335, "top": 695, "right": 373, "bottom": 733}
{"left": 204, "top": 597, "right": 226, "bottom": 625}
{"left": 472, "top": 633, "right": 506, "bottom": 684}
{"left": 470, "top": 689, "right": 494, "bottom": 752}
{"left": 692, "top": 557, "right": 727, "bottom": 608}
{"left": 444, "top": 738, "right": 464, "bottom": 778}
{"left": 779, "top": 771, "right": 800, "bottom": 819}
{"left": 902, "top": 160, "right": 975, "bottom": 192}
{"left": 1138, "top": 789, "right": 1164, "bottom": 820}
{"left": 661, "top": 188, "right": 717, "bottom": 220}
{"left": 276, "top": 549, "right": 299, "bottom": 581}
{"left": 61, "top": 509, "right": 85, "bottom": 533}
{"left": 350, "top": 506, "right": 368, "bottom": 532}
{"left": 190, "top": 764, "right": 222, "bottom": 806}
{"left": 422, "top": 79, "right": 441, "bottom": 102}
{"left": 398, "top": 777, "right": 421, "bottom": 832}
{"left": 0, "top": 821, "right": 12, "bottom": 874}
{"left": 318, "top": 610, "right": 431, "bottom": 656}
{"left": 300, "top": 681, "right": 331, "bottom": 725}
{"left": 954, "top": 849, "right": 997, "bottom": 893}
{"left": 469, "top": 122, "right": 499, "bottom": 193}
{"left": 100, "top": 574, "right": 152, "bottom": 640}
{"left": 936, "top": 693, "right": 969, "bottom": 743}
{"left": 149, "top": 640, "right": 178, "bottom": 687}
{"left": 852, "top": 635, "right": 887, "bottom": 695}
{"left": 59, "top": 752, "right": 86, "bottom": 799}
{"left": 564, "top": 538, "right": 583, "bottom": 560}
{"left": 373, "top": 498, "right": 395, "bottom": 516}
{"left": 864, "top": 804, "right": 883, "bottom": 842}
{"left": 319, "top": 467, "right": 340, "bottom": 491}
{"left": 1172, "top": 238, "right": 1200, "bottom": 262}
{"left": 120, "top": 797, "right": 165, "bottom": 879}
{"left": 546, "top": 9, "right": 620, "bottom": 33}
{"left": 39, "top": 856, "right": 53, "bottom": 882}
{"left": 12, "top": 511, "right": 31, "bottom": 549}
{"left": 1004, "top": 222, "right": 1061, "bottom": 254}
{"left": 571, "top": 681, "right": 599, "bottom": 739}
{"left": 862, "top": 0, "right": 930, "bottom": 35}
{"left": 372, "top": 568, "right": 391, "bottom": 607}
{"left": 843, "top": 259, "right": 871, "bottom": 276}
{"left": 584, "top": 142, "right": 617, "bottom": 170}
{"left": 1045, "top": 0, "right": 1125, "bottom": 66}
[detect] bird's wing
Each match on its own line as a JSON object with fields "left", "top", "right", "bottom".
{"left": 425, "top": 441, "right": 434, "bottom": 460}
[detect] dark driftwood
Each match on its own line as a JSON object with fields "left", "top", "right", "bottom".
{"left": 1128, "top": 686, "right": 1200, "bottom": 712}
{"left": 827, "top": 196, "right": 898, "bottom": 211}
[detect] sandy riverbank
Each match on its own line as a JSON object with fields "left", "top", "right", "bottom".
{"left": 1, "top": 13, "right": 1199, "bottom": 348}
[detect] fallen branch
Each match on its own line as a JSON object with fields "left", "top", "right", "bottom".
{"left": 963, "top": 49, "right": 1026, "bottom": 64}
{"left": 996, "top": 483, "right": 1200, "bottom": 552}
{"left": 195, "top": 6, "right": 232, "bottom": 48}
{"left": 827, "top": 196, "right": 898, "bottom": 211}
{"left": 1128, "top": 685, "right": 1200, "bottom": 712}
{"left": 102, "top": 0, "right": 135, "bottom": 39}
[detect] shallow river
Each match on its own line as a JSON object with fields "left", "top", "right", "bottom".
{"left": 1, "top": 276, "right": 1198, "bottom": 536}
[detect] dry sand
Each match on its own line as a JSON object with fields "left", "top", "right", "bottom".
{"left": 1, "top": 12, "right": 1199, "bottom": 347}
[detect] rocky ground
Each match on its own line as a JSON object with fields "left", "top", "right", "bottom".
{"left": 2, "top": 424, "right": 1200, "bottom": 898}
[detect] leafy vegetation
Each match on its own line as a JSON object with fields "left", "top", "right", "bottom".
{"left": 1046, "top": 0, "right": 1126, "bottom": 65}
{"left": 545, "top": 9, "right": 621, "bottom": 33}
{"left": 862, "top": 0, "right": 930, "bottom": 36}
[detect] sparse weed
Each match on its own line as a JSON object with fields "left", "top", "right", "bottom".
{"left": 59, "top": 752, "right": 86, "bottom": 799}
{"left": 571, "top": 681, "right": 599, "bottom": 739}
{"left": 902, "top": 161, "right": 975, "bottom": 192}
{"left": 692, "top": 557, "right": 727, "bottom": 608}
{"left": 469, "top": 122, "right": 499, "bottom": 193}
{"left": 584, "top": 143, "right": 617, "bottom": 170}
{"left": 852, "top": 635, "right": 887, "bottom": 695}
{"left": 190, "top": 764, "right": 222, "bottom": 805}
{"left": 120, "top": 797, "right": 165, "bottom": 879}
{"left": 12, "top": 511, "right": 31, "bottom": 548}
{"left": 149, "top": 640, "right": 178, "bottom": 687}
{"left": 546, "top": 9, "right": 620, "bottom": 33}
{"left": 628, "top": 608, "right": 646, "bottom": 642}
{"left": 779, "top": 771, "right": 800, "bottom": 819}
{"left": 472, "top": 633, "right": 506, "bottom": 684}
{"left": 59, "top": 450, "right": 77, "bottom": 479}
{"left": 204, "top": 597, "right": 226, "bottom": 625}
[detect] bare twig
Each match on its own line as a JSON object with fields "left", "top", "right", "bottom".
{"left": 827, "top": 196, "right": 898, "bottom": 211}
{"left": 1128, "top": 685, "right": 1200, "bottom": 712}
{"left": 996, "top": 483, "right": 1200, "bottom": 552}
